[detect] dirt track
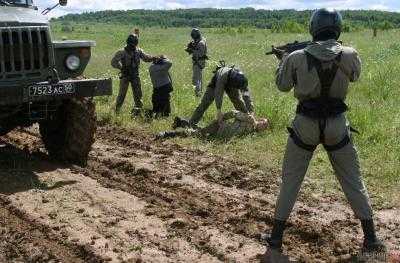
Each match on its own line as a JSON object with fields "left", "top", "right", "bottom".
{"left": 0, "top": 125, "right": 399, "bottom": 263}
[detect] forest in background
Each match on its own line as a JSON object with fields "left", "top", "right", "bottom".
{"left": 53, "top": 8, "right": 400, "bottom": 32}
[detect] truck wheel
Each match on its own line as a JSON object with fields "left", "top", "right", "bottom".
{"left": 0, "top": 127, "right": 12, "bottom": 136}
{"left": 39, "top": 98, "right": 96, "bottom": 166}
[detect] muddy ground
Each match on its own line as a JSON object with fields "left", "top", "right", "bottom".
{"left": 0, "top": 125, "right": 399, "bottom": 263}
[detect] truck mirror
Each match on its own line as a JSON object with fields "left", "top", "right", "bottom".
{"left": 59, "top": 0, "right": 67, "bottom": 6}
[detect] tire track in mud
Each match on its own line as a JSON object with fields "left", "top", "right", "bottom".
{"left": 0, "top": 196, "right": 104, "bottom": 263}
{"left": 84, "top": 149, "right": 266, "bottom": 261}
{"left": 1, "top": 126, "right": 399, "bottom": 262}
{"left": 81, "top": 126, "right": 364, "bottom": 261}
{"left": 0, "top": 135, "right": 111, "bottom": 263}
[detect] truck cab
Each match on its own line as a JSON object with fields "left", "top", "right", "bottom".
{"left": 0, "top": 0, "right": 112, "bottom": 166}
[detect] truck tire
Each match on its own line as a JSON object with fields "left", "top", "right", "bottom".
{"left": 39, "top": 98, "right": 96, "bottom": 166}
{"left": 0, "top": 127, "right": 12, "bottom": 136}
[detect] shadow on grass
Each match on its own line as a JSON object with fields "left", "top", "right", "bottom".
{"left": 0, "top": 141, "right": 77, "bottom": 195}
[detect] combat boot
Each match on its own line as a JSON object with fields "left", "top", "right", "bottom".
{"left": 195, "top": 89, "right": 202, "bottom": 98}
{"left": 144, "top": 109, "right": 154, "bottom": 119}
{"left": 260, "top": 219, "right": 286, "bottom": 251}
{"left": 131, "top": 107, "right": 142, "bottom": 117}
{"left": 155, "top": 131, "right": 178, "bottom": 140}
{"left": 172, "top": 117, "right": 190, "bottom": 129}
{"left": 361, "top": 219, "right": 387, "bottom": 253}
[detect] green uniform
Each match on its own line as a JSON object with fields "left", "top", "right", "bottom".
{"left": 274, "top": 40, "right": 373, "bottom": 221}
{"left": 191, "top": 38, "right": 207, "bottom": 95}
{"left": 111, "top": 47, "right": 154, "bottom": 111}
{"left": 189, "top": 67, "right": 254, "bottom": 126}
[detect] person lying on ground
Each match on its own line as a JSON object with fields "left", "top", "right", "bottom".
{"left": 157, "top": 111, "right": 268, "bottom": 140}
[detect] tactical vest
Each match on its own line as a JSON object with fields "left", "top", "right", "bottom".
{"left": 207, "top": 65, "right": 236, "bottom": 91}
{"left": 192, "top": 39, "right": 209, "bottom": 69}
{"left": 121, "top": 48, "right": 140, "bottom": 79}
{"left": 288, "top": 52, "right": 353, "bottom": 152}
{"left": 296, "top": 53, "right": 348, "bottom": 118}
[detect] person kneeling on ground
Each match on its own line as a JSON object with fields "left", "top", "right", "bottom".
{"left": 157, "top": 110, "right": 268, "bottom": 140}
{"left": 149, "top": 56, "right": 173, "bottom": 118}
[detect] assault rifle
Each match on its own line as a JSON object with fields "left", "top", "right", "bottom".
{"left": 265, "top": 41, "right": 312, "bottom": 55}
{"left": 185, "top": 41, "right": 196, "bottom": 54}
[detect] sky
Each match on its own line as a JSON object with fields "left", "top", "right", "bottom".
{"left": 34, "top": 0, "right": 400, "bottom": 17}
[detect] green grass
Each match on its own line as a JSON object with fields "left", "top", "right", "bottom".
{"left": 52, "top": 24, "right": 400, "bottom": 209}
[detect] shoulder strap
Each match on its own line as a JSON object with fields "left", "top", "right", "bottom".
{"left": 306, "top": 52, "right": 342, "bottom": 99}
{"left": 227, "top": 66, "right": 236, "bottom": 85}
{"left": 122, "top": 49, "right": 129, "bottom": 66}
{"left": 333, "top": 57, "right": 352, "bottom": 80}
{"left": 132, "top": 48, "right": 140, "bottom": 67}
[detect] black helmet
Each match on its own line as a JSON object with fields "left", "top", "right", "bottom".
{"left": 310, "top": 9, "right": 343, "bottom": 40}
{"left": 127, "top": 34, "right": 139, "bottom": 47}
{"left": 229, "top": 69, "right": 248, "bottom": 91}
{"left": 191, "top": 28, "right": 201, "bottom": 40}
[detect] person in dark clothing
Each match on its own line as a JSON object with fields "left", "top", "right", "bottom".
{"left": 149, "top": 56, "right": 173, "bottom": 118}
{"left": 111, "top": 34, "right": 156, "bottom": 114}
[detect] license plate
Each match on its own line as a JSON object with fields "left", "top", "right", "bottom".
{"left": 28, "top": 83, "right": 75, "bottom": 97}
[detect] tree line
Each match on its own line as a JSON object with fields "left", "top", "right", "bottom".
{"left": 53, "top": 8, "right": 400, "bottom": 32}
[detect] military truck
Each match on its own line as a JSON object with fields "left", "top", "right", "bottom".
{"left": 0, "top": 0, "right": 112, "bottom": 166}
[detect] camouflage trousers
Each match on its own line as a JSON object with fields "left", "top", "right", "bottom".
{"left": 116, "top": 77, "right": 143, "bottom": 112}
{"left": 274, "top": 114, "right": 374, "bottom": 221}
{"left": 192, "top": 64, "right": 203, "bottom": 96}
{"left": 160, "top": 121, "right": 220, "bottom": 139}
{"left": 189, "top": 85, "right": 248, "bottom": 126}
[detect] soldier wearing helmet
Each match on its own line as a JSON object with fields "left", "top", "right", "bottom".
{"left": 173, "top": 65, "right": 254, "bottom": 130}
{"left": 111, "top": 33, "right": 156, "bottom": 114}
{"left": 263, "top": 9, "right": 386, "bottom": 257}
{"left": 185, "top": 28, "right": 208, "bottom": 97}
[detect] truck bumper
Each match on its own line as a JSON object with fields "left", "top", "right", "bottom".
{"left": 0, "top": 78, "right": 112, "bottom": 106}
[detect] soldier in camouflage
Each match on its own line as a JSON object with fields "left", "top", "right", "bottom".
{"left": 263, "top": 9, "right": 386, "bottom": 257}
{"left": 158, "top": 110, "right": 268, "bottom": 140}
{"left": 111, "top": 34, "right": 156, "bottom": 114}
{"left": 186, "top": 28, "right": 208, "bottom": 97}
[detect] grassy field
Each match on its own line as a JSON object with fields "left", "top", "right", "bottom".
{"left": 52, "top": 24, "right": 399, "bottom": 208}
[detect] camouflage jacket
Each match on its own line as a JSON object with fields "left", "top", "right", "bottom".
{"left": 212, "top": 110, "right": 257, "bottom": 138}
{"left": 111, "top": 47, "right": 154, "bottom": 78}
{"left": 181, "top": 111, "right": 258, "bottom": 138}
{"left": 191, "top": 38, "right": 207, "bottom": 68}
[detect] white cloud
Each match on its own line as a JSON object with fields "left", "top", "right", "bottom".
{"left": 34, "top": 0, "right": 400, "bottom": 17}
